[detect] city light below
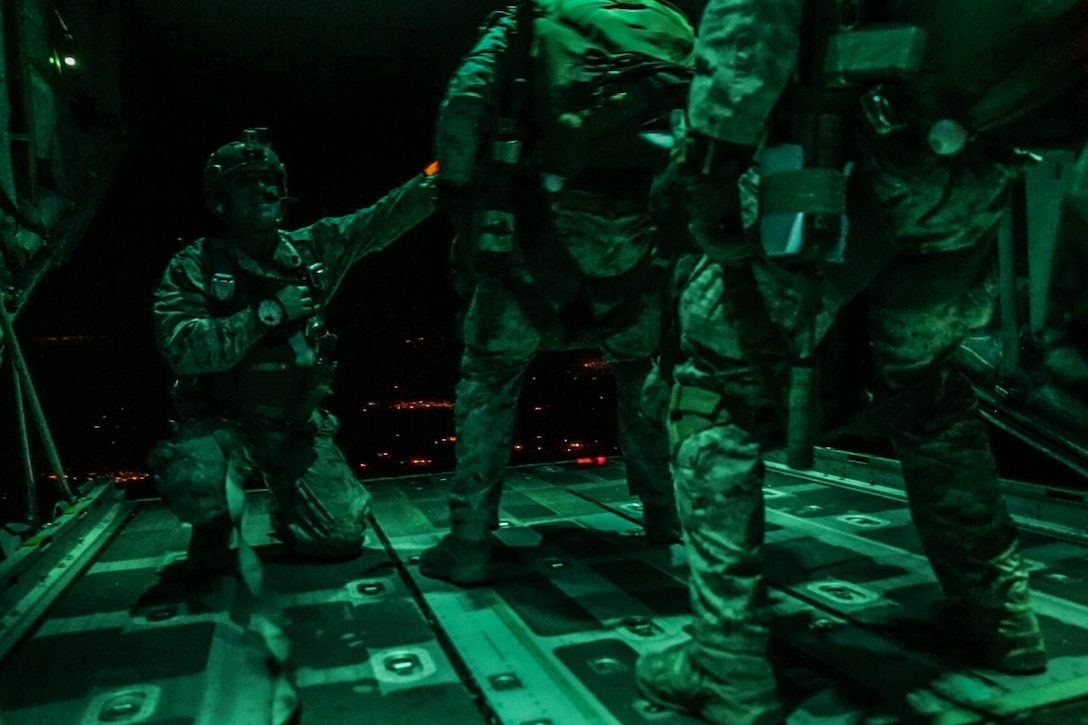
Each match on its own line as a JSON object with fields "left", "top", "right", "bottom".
{"left": 387, "top": 400, "right": 454, "bottom": 411}
{"left": 31, "top": 335, "right": 103, "bottom": 344}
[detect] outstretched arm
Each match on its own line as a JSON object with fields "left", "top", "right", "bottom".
{"left": 286, "top": 173, "right": 437, "bottom": 299}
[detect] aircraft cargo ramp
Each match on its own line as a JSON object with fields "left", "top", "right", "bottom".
{"left": 1, "top": 452, "right": 1087, "bottom": 724}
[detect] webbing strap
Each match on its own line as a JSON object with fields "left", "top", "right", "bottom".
{"left": 223, "top": 458, "right": 299, "bottom": 725}
{"left": 760, "top": 168, "right": 848, "bottom": 216}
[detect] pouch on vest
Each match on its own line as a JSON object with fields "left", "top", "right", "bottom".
{"left": 824, "top": 1, "right": 1088, "bottom": 151}
{"left": 821, "top": 24, "right": 928, "bottom": 89}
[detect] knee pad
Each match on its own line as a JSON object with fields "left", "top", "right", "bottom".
{"left": 148, "top": 422, "right": 248, "bottom": 525}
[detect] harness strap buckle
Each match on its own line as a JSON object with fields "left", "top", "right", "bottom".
{"left": 859, "top": 85, "right": 909, "bottom": 136}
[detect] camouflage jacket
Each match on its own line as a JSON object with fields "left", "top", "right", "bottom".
{"left": 154, "top": 174, "right": 435, "bottom": 381}
{"left": 688, "top": 0, "right": 1088, "bottom": 146}
{"left": 686, "top": 0, "right": 1088, "bottom": 254}
{"left": 434, "top": 10, "right": 515, "bottom": 186}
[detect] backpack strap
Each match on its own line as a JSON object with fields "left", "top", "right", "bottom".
{"left": 471, "top": 0, "right": 541, "bottom": 268}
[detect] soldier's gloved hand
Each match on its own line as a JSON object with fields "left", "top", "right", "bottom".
{"left": 274, "top": 285, "right": 315, "bottom": 321}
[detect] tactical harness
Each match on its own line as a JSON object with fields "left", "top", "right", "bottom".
{"left": 171, "top": 238, "right": 336, "bottom": 426}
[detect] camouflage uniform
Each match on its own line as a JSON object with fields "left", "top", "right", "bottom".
{"left": 428, "top": 9, "right": 676, "bottom": 557}
{"left": 637, "top": 2, "right": 1054, "bottom": 723}
{"left": 150, "top": 174, "right": 434, "bottom": 558}
{"left": 450, "top": 205, "right": 669, "bottom": 533}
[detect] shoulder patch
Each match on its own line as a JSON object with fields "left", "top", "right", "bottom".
{"left": 200, "top": 237, "right": 239, "bottom": 302}
{"left": 209, "top": 272, "right": 236, "bottom": 301}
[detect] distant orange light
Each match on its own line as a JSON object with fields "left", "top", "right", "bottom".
{"left": 391, "top": 400, "right": 454, "bottom": 411}
{"left": 424, "top": 160, "right": 440, "bottom": 176}
{"left": 575, "top": 457, "right": 593, "bottom": 465}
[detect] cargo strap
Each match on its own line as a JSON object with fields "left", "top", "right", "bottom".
{"left": 223, "top": 459, "right": 299, "bottom": 725}
{"left": 760, "top": 167, "right": 848, "bottom": 216}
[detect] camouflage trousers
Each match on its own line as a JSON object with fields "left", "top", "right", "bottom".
{"left": 448, "top": 270, "right": 672, "bottom": 531}
{"left": 667, "top": 237, "right": 1026, "bottom": 715}
{"left": 149, "top": 408, "right": 371, "bottom": 559}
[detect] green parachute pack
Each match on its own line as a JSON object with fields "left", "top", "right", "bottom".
{"left": 435, "top": 0, "right": 696, "bottom": 337}
{"left": 434, "top": 0, "right": 696, "bottom": 189}
{"left": 528, "top": 0, "right": 696, "bottom": 182}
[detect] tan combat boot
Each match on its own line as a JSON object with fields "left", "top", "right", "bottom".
{"left": 933, "top": 541, "right": 1047, "bottom": 674}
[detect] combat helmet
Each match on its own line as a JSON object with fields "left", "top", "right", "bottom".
{"left": 203, "top": 128, "right": 287, "bottom": 215}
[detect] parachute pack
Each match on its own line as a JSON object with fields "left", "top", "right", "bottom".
{"left": 433, "top": 0, "right": 696, "bottom": 340}
{"left": 433, "top": 0, "right": 696, "bottom": 194}
{"left": 527, "top": 0, "right": 696, "bottom": 183}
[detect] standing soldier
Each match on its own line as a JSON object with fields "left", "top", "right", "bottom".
{"left": 419, "top": 1, "right": 697, "bottom": 586}
{"left": 635, "top": 2, "right": 1087, "bottom": 723}
{"left": 150, "top": 129, "right": 435, "bottom": 573}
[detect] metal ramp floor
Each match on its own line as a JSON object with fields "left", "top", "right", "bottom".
{"left": 1, "top": 452, "right": 1087, "bottom": 724}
